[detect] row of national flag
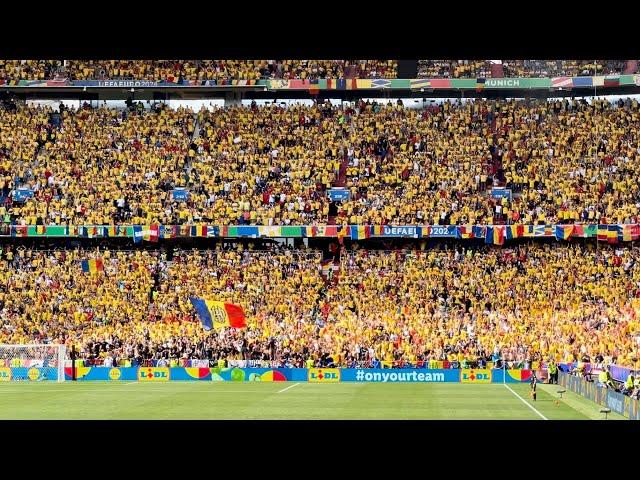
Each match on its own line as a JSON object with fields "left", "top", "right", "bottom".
{"left": 7, "top": 224, "right": 640, "bottom": 243}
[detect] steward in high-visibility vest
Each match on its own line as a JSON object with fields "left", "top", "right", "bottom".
{"left": 625, "top": 374, "right": 635, "bottom": 391}
{"left": 598, "top": 370, "right": 608, "bottom": 385}
{"left": 548, "top": 361, "right": 558, "bottom": 384}
{"left": 305, "top": 358, "right": 314, "bottom": 369}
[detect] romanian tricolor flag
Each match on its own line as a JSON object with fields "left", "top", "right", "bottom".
{"left": 303, "top": 226, "right": 317, "bottom": 238}
{"left": 372, "top": 225, "right": 384, "bottom": 236}
{"left": 350, "top": 225, "right": 370, "bottom": 240}
{"left": 607, "top": 225, "right": 619, "bottom": 244}
{"left": 554, "top": 225, "right": 574, "bottom": 241}
{"left": 107, "top": 225, "right": 117, "bottom": 237}
{"left": 189, "top": 297, "right": 247, "bottom": 331}
{"left": 485, "top": 225, "right": 505, "bottom": 245}
{"left": 476, "top": 78, "right": 486, "bottom": 92}
{"left": 36, "top": 225, "right": 47, "bottom": 235}
{"left": 505, "top": 224, "right": 524, "bottom": 241}
{"left": 12, "top": 225, "right": 28, "bottom": 237}
{"left": 81, "top": 258, "right": 104, "bottom": 274}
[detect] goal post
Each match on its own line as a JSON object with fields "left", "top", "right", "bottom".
{"left": 0, "top": 344, "right": 67, "bottom": 382}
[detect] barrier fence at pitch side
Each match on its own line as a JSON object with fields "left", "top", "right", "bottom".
{"left": 558, "top": 372, "right": 640, "bottom": 420}
{"left": 0, "top": 366, "right": 537, "bottom": 383}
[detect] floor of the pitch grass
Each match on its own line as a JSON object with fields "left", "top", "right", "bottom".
{"left": 0, "top": 382, "right": 622, "bottom": 420}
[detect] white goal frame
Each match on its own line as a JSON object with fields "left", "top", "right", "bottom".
{"left": 0, "top": 344, "right": 67, "bottom": 382}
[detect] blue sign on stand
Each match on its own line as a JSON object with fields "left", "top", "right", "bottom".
{"left": 328, "top": 189, "right": 350, "bottom": 201}
{"left": 12, "top": 189, "right": 34, "bottom": 202}
{"left": 172, "top": 188, "right": 189, "bottom": 201}
{"left": 491, "top": 188, "right": 512, "bottom": 200}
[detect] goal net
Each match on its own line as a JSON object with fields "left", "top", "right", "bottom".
{"left": 0, "top": 344, "right": 66, "bottom": 382}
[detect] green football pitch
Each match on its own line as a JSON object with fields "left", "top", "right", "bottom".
{"left": 0, "top": 381, "right": 626, "bottom": 420}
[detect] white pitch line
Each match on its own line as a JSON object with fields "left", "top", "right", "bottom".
{"left": 503, "top": 384, "right": 548, "bottom": 420}
{"left": 277, "top": 383, "right": 300, "bottom": 393}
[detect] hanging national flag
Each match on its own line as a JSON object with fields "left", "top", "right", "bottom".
{"left": 623, "top": 224, "right": 640, "bottom": 241}
{"left": 35, "top": 225, "right": 47, "bottom": 235}
{"left": 303, "top": 226, "right": 317, "bottom": 238}
{"left": 604, "top": 76, "right": 620, "bottom": 87}
{"left": 12, "top": 225, "right": 28, "bottom": 237}
{"left": 132, "top": 225, "right": 143, "bottom": 243}
{"left": 584, "top": 225, "right": 597, "bottom": 238}
{"left": 456, "top": 225, "right": 474, "bottom": 239}
{"left": 472, "top": 225, "right": 485, "bottom": 239}
{"left": 505, "top": 224, "right": 523, "bottom": 241}
{"left": 493, "top": 225, "right": 505, "bottom": 245}
{"left": 309, "top": 79, "right": 320, "bottom": 95}
{"left": 554, "top": 225, "right": 574, "bottom": 241}
{"left": 350, "top": 225, "right": 370, "bottom": 241}
{"left": 597, "top": 225, "right": 608, "bottom": 242}
{"left": 607, "top": 225, "right": 619, "bottom": 244}
{"left": 485, "top": 226, "right": 493, "bottom": 244}
{"left": 476, "top": 78, "right": 486, "bottom": 92}
{"left": 189, "top": 297, "right": 247, "bottom": 331}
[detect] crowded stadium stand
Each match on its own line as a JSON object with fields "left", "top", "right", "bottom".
{"left": 1, "top": 60, "right": 640, "bottom": 418}
{"left": 2, "top": 97, "right": 640, "bottom": 227}
{"left": 0, "top": 60, "right": 399, "bottom": 82}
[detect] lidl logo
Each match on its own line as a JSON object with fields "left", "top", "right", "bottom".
{"left": 461, "top": 369, "right": 492, "bottom": 383}
{"left": 138, "top": 367, "right": 170, "bottom": 382}
{"left": 308, "top": 368, "right": 341, "bottom": 383}
{"left": 109, "top": 368, "right": 122, "bottom": 381}
{"left": 0, "top": 367, "right": 11, "bottom": 382}
{"left": 27, "top": 368, "right": 40, "bottom": 381}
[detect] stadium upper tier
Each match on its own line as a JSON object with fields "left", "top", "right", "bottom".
{"left": 0, "top": 244, "right": 638, "bottom": 367}
{"left": 0, "top": 60, "right": 398, "bottom": 81}
{"left": 2, "top": 98, "right": 640, "bottom": 227}
{"left": 418, "top": 60, "right": 632, "bottom": 78}
{"left": 0, "top": 60, "right": 636, "bottom": 82}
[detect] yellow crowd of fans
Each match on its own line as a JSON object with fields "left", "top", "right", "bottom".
{"left": 417, "top": 60, "right": 629, "bottom": 78}
{"left": 0, "top": 244, "right": 639, "bottom": 368}
{"left": 0, "top": 60, "right": 398, "bottom": 82}
{"left": 3, "top": 98, "right": 640, "bottom": 227}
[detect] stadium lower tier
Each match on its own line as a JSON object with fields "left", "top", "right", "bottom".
{"left": 0, "top": 241, "right": 639, "bottom": 368}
